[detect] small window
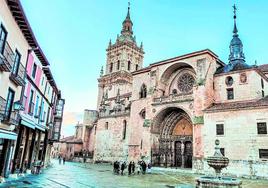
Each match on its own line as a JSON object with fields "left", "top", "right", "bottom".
{"left": 136, "top": 64, "right": 139, "bottom": 71}
{"left": 216, "top": 124, "right": 224, "bottom": 135}
{"left": 117, "top": 60, "right": 120, "bottom": 70}
{"left": 12, "top": 50, "right": 21, "bottom": 75}
{"left": 227, "top": 88, "right": 234, "bottom": 100}
{"left": 32, "top": 63, "right": 37, "bottom": 78}
{"left": 225, "top": 76, "right": 233, "bottom": 86}
{"left": 41, "top": 77, "right": 45, "bottom": 86}
{"left": 261, "top": 79, "right": 264, "bottom": 89}
{"left": 0, "top": 24, "right": 8, "bottom": 55}
{"left": 257, "top": 122, "right": 267, "bottom": 134}
{"left": 122, "top": 120, "right": 127, "bottom": 140}
{"left": 28, "top": 90, "right": 34, "bottom": 115}
{"left": 105, "top": 122, "right": 108, "bottom": 130}
{"left": 5, "top": 88, "right": 15, "bottom": 119}
{"left": 259, "top": 149, "right": 268, "bottom": 159}
{"left": 140, "top": 109, "right": 146, "bottom": 119}
{"left": 140, "top": 139, "right": 143, "bottom": 149}
{"left": 127, "top": 61, "right": 131, "bottom": 71}
{"left": 140, "top": 84, "right": 147, "bottom": 98}
{"left": 172, "top": 89, "right": 177, "bottom": 95}
{"left": 220, "top": 148, "right": 225, "bottom": 156}
{"left": 110, "top": 63, "right": 113, "bottom": 73}
{"left": 262, "top": 90, "right": 265, "bottom": 98}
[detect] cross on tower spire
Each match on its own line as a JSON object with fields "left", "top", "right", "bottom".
{"left": 232, "top": 4, "right": 238, "bottom": 35}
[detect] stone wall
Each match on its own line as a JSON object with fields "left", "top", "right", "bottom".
{"left": 203, "top": 108, "right": 268, "bottom": 177}
{"left": 94, "top": 116, "right": 130, "bottom": 162}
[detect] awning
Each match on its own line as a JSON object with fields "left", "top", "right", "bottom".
{"left": 21, "top": 119, "right": 35, "bottom": 130}
{"left": 0, "top": 129, "right": 17, "bottom": 140}
{"left": 35, "top": 124, "right": 46, "bottom": 132}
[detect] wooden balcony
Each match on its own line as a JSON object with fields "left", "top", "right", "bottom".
{"left": 0, "top": 41, "right": 14, "bottom": 72}
{"left": 0, "top": 96, "right": 20, "bottom": 125}
{"left": 9, "top": 62, "right": 26, "bottom": 86}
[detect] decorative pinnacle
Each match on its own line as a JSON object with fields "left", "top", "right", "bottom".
{"left": 127, "top": 1, "right": 130, "bottom": 19}
{"left": 100, "top": 66, "right": 103, "bottom": 77}
{"left": 233, "top": 4, "right": 238, "bottom": 35}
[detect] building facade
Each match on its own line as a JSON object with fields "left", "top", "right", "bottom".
{"left": 93, "top": 5, "right": 268, "bottom": 178}
{"left": 0, "top": 0, "right": 64, "bottom": 179}
{"left": 53, "top": 109, "right": 97, "bottom": 161}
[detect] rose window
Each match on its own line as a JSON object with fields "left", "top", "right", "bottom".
{"left": 177, "top": 73, "right": 195, "bottom": 93}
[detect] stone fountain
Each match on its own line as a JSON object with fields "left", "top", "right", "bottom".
{"left": 196, "top": 140, "right": 242, "bottom": 188}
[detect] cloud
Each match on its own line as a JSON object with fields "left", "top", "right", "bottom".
{"left": 62, "top": 111, "right": 83, "bottom": 126}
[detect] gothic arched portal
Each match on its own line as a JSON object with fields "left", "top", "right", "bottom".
{"left": 151, "top": 107, "right": 193, "bottom": 168}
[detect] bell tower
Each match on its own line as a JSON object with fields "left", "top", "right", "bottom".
{"left": 104, "top": 3, "right": 144, "bottom": 75}
{"left": 97, "top": 3, "right": 144, "bottom": 110}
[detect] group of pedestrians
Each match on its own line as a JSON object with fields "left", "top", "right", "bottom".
{"left": 113, "top": 160, "right": 152, "bottom": 175}
{"left": 58, "top": 155, "right": 66, "bottom": 165}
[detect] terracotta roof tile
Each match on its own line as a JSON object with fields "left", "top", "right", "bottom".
{"left": 259, "top": 64, "right": 268, "bottom": 73}
{"left": 204, "top": 96, "right": 268, "bottom": 113}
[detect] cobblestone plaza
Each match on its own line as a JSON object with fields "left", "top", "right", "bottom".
{"left": 1, "top": 161, "right": 268, "bottom": 188}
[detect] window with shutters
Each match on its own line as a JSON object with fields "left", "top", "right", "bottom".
{"left": 259, "top": 149, "right": 268, "bottom": 159}
{"left": 257, "top": 122, "right": 267, "bottom": 134}
{"left": 227, "top": 88, "right": 234, "bottom": 100}
{"left": 216, "top": 124, "right": 224, "bottom": 135}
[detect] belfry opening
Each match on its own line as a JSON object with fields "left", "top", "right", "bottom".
{"left": 151, "top": 107, "right": 193, "bottom": 168}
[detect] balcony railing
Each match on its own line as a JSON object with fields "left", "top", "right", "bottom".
{"left": 0, "top": 40, "right": 14, "bottom": 72}
{"left": 10, "top": 62, "right": 26, "bottom": 86}
{"left": 152, "top": 93, "right": 194, "bottom": 105}
{"left": 99, "top": 108, "right": 130, "bottom": 118}
{"left": 0, "top": 96, "right": 20, "bottom": 125}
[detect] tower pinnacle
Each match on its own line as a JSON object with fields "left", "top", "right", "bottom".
{"left": 233, "top": 4, "right": 238, "bottom": 35}
{"left": 228, "top": 4, "right": 245, "bottom": 64}
{"left": 121, "top": 2, "right": 133, "bottom": 36}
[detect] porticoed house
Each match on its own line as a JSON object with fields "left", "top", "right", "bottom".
{"left": 0, "top": 0, "right": 65, "bottom": 180}
{"left": 92, "top": 4, "right": 268, "bottom": 178}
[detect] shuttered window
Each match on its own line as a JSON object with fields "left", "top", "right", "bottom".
{"left": 216, "top": 124, "right": 224, "bottom": 135}
{"left": 257, "top": 122, "right": 267, "bottom": 134}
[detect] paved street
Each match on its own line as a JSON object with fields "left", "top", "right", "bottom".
{"left": 1, "top": 160, "right": 268, "bottom": 188}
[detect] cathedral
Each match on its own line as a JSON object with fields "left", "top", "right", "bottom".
{"left": 93, "top": 5, "right": 268, "bottom": 178}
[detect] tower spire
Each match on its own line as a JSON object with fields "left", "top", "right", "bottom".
{"left": 233, "top": 4, "right": 238, "bottom": 35}
{"left": 121, "top": 2, "right": 133, "bottom": 36}
{"left": 127, "top": 1, "right": 130, "bottom": 19}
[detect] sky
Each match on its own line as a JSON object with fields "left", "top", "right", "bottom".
{"left": 20, "top": 0, "right": 268, "bottom": 137}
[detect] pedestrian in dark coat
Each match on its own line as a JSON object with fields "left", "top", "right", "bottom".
{"left": 128, "top": 162, "right": 132, "bottom": 175}
{"left": 63, "top": 157, "right": 66, "bottom": 165}
{"left": 131, "top": 161, "right": 135, "bottom": 174}
{"left": 121, "top": 162, "right": 126, "bottom": 175}
{"left": 142, "top": 161, "right": 147, "bottom": 174}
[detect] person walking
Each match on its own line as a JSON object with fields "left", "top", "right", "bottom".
{"left": 147, "top": 162, "right": 152, "bottom": 174}
{"left": 128, "top": 162, "right": 132, "bottom": 175}
{"left": 142, "top": 160, "right": 147, "bottom": 174}
{"left": 63, "top": 157, "right": 66, "bottom": 165}
{"left": 131, "top": 161, "right": 135, "bottom": 174}
{"left": 136, "top": 161, "right": 141, "bottom": 175}
{"left": 121, "top": 162, "right": 126, "bottom": 175}
{"left": 58, "top": 156, "right": 62, "bottom": 165}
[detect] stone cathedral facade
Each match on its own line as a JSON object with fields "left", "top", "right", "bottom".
{"left": 93, "top": 5, "right": 268, "bottom": 178}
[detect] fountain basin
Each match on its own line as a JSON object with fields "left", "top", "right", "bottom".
{"left": 196, "top": 176, "right": 242, "bottom": 188}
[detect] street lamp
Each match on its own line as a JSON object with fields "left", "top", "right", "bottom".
{"left": 13, "top": 100, "right": 24, "bottom": 111}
